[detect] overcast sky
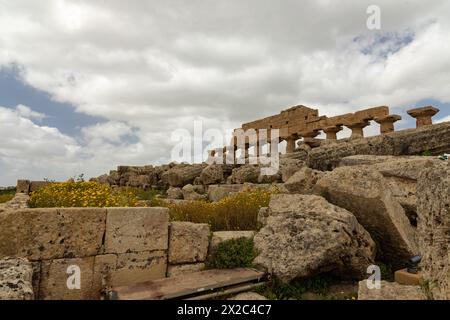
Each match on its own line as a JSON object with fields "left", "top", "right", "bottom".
{"left": 1, "top": 0, "right": 450, "bottom": 185}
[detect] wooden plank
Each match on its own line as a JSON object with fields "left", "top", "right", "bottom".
{"left": 110, "top": 268, "right": 265, "bottom": 300}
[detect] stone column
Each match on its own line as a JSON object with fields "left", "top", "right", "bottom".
{"left": 285, "top": 135, "right": 297, "bottom": 153}
{"left": 374, "top": 115, "right": 402, "bottom": 134}
{"left": 244, "top": 143, "right": 250, "bottom": 164}
{"left": 407, "top": 106, "right": 440, "bottom": 128}
{"left": 323, "top": 125, "right": 343, "bottom": 140}
{"left": 346, "top": 120, "right": 370, "bottom": 138}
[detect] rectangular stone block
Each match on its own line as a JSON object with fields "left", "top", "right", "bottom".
{"left": 29, "top": 181, "right": 51, "bottom": 193}
{"left": 0, "top": 208, "right": 106, "bottom": 261}
{"left": 105, "top": 207, "right": 169, "bottom": 254}
{"left": 92, "top": 254, "right": 118, "bottom": 298}
{"left": 168, "top": 222, "right": 210, "bottom": 264}
{"left": 167, "top": 263, "right": 205, "bottom": 277}
{"left": 39, "top": 257, "right": 95, "bottom": 300}
{"left": 16, "top": 180, "right": 30, "bottom": 194}
{"left": 0, "top": 257, "right": 34, "bottom": 300}
{"left": 110, "top": 251, "right": 167, "bottom": 287}
{"left": 395, "top": 269, "right": 423, "bottom": 286}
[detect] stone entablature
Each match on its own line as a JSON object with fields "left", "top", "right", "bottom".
{"left": 209, "top": 105, "right": 440, "bottom": 162}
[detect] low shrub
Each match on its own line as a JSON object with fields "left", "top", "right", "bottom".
{"left": 0, "top": 188, "right": 15, "bottom": 203}
{"left": 28, "top": 181, "right": 139, "bottom": 208}
{"left": 257, "top": 276, "right": 331, "bottom": 300}
{"left": 208, "top": 238, "right": 257, "bottom": 269}
{"left": 154, "top": 188, "right": 274, "bottom": 231}
{"left": 130, "top": 188, "right": 163, "bottom": 201}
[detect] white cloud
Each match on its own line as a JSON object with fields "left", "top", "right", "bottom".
{"left": 15, "top": 104, "right": 46, "bottom": 121}
{"left": 0, "top": 0, "right": 450, "bottom": 184}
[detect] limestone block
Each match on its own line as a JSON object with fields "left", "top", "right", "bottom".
{"left": 229, "top": 165, "right": 260, "bottom": 184}
{"left": 92, "top": 254, "right": 117, "bottom": 297}
{"left": 167, "top": 263, "right": 205, "bottom": 277}
{"left": 182, "top": 184, "right": 206, "bottom": 200}
{"left": 0, "top": 257, "right": 34, "bottom": 300}
{"left": 417, "top": 163, "right": 450, "bottom": 300}
{"left": 160, "top": 164, "right": 205, "bottom": 187}
{"left": 200, "top": 164, "right": 225, "bottom": 185}
{"left": 16, "top": 180, "right": 30, "bottom": 194}
{"left": 169, "top": 222, "right": 210, "bottom": 264}
{"left": 29, "top": 181, "right": 51, "bottom": 193}
{"left": 283, "top": 167, "right": 324, "bottom": 194}
{"left": 105, "top": 207, "right": 169, "bottom": 254}
{"left": 110, "top": 251, "right": 167, "bottom": 287}
{"left": 39, "top": 257, "right": 95, "bottom": 300}
{"left": 253, "top": 194, "right": 376, "bottom": 283}
{"left": 279, "top": 158, "right": 305, "bottom": 182}
{"left": 0, "top": 208, "right": 106, "bottom": 261}
{"left": 357, "top": 281, "right": 427, "bottom": 300}
{"left": 315, "top": 166, "right": 418, "bottom": 266}
{"left": 167, "top": 187, "right": 183, "bottom": 199}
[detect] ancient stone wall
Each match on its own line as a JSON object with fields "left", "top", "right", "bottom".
{"left": 0, "top": 207, "right": 255, "bottom": 300}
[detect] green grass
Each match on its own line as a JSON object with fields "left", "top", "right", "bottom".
{"left": 256, "top": 276, "right": 332, "bottom": 300}
{"left": 207, "top": 238, "right": 257, "bottom": 269}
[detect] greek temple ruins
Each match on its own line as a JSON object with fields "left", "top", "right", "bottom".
{"left": 208, "top": 105, "right": 440, "bottom": 163}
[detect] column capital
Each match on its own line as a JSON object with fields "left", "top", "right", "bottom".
{"left": 407, "top": 106, "right": 439, "bottom": 128}
{"left": 322, "top": 125, "right": 343, "bottom": 140}
{"left": 299, "top": 130, "right": 320, "bottom": 139}
{"left": 374, "top": 114, "right": 402, "bottom": 124}
{"left": 345, "top": 120, "right": 370, "bottom": 138}
{"left": 407, "top": 106, "right": 439, "bottom": 118}
{"left": 374, "top": 114, "right": 401, "bottom": 134}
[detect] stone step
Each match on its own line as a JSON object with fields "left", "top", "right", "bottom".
{"left": 107, "top": 268, "right": 266, "bottom": 300}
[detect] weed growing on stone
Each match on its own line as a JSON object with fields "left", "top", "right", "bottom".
{"left": 207, "top": 238, "right": 257, "bottom": 269}
{"left": 256, "top": 276, "right": 331, "bottom": 300}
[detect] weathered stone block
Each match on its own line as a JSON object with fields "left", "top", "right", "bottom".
{"left": 315, "top": 166, "right": 418, "bottom": 266}
{"left": 16, "top": 180, "right": 30, "bottom": 194}
{"left": 105, "top": 207, "right": 169, "bottom": 254}
{"left": 417, "top": 163, "right": 450, "bottom": 300}
{"left": 0, "top": 208, "right": 106, "bottom": 261}
{"left": 169, "top": 222, "right": 210, "bottom": 264}
{"left": 39, "top": 257, "right": 95, "bottom": 300}
{"left": 167, "top": 186, "right": 183, "bottom": 199}
{"left": 357, "top": 281, "right": 427, "bottom": 300}
{"left": 253, "top": 194, "right": 376, "bottom": 283}
{"left": 29, "top": 181, "right": 51, "bottom": 193}
{"left": 284, "top": 167, "right": 324, "bottom": 194}
{"left": 110, "top": 251, "right": 167, "bottom": 287}
{"left": 167, "top": 263, "right": 205, "bottom": 277}
{"left": 92, "top": 254, "right": 117, "bottom": 298}
{"left": 0, "top": 257, "right": 34, "bottom": 300}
